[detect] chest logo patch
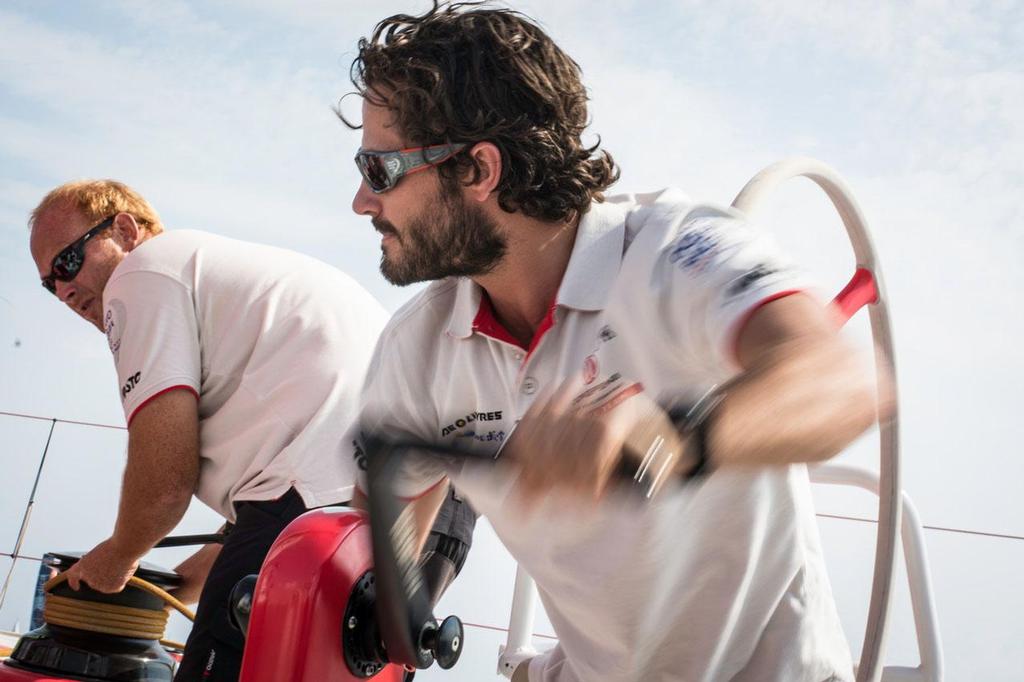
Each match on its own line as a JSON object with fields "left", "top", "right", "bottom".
{"left": 440, "top": 410, "right": 504, "bottom": 438}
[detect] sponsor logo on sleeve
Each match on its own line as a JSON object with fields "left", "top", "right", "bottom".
{"left": 121, "top": 371, "right": 142, "bottom": 400}
{"left": 726, "top": 263, "right": 781, "bottom": 298}
{"left": 104, "top": 299, "right": 127, "bottom": 361}
{"left": 668, "top": 221, "right": 724, "bottom": 272}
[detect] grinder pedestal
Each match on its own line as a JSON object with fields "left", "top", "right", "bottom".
{"left": 2, "top": 552, "right": 181, "bottom": 682}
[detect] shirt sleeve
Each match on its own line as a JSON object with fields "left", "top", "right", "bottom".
{"left": 103, "top": 270, "right": 201, "bottom": 424}
{"left": 625, "top": 203, "right": 813, "bottom": 376}
{"left": 347, "top": 327, "right": 448, "bottom": 499}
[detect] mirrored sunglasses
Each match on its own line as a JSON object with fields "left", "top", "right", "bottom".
{"left": 41, "top": 216, "right": 116, "bottom": 295}
{"left": 355, "top": 143, "right": 467, "bottom": 193}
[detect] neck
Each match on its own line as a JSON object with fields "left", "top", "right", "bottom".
{"left": 473, "top": 212, "right": 578, "bottom": 347}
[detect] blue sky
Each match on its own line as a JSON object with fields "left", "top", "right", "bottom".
{"left": 1, "top": 1, "right": 1022, "bottom": 679}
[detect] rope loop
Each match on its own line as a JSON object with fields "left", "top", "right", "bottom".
{"left": 43, "top": 571, "right": 195, "bottom": 649}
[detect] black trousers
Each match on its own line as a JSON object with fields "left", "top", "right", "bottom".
{"left": 421, "top": 486, "right": 476, "bottom": 605}
{"left": 174, "top": 489, "right": 311, "bottom": 681}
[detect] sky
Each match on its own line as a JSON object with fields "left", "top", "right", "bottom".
{"left": 1, "top": 0, "right": 1022, "bottom": 679}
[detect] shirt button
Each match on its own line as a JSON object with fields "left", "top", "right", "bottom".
{"left": 521, "top": 377, "right": 539, "bottom": 395}
{"left": 513, "top": 352, "right": 525, "bottom": 363}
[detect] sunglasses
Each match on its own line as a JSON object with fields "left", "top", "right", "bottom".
{"left": 355, "top": 143, "right": 466, "bottom": 193}
{"left": 41, "top": 216, "right": 115, "bottom": 295}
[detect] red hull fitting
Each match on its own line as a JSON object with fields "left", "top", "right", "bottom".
{"left": 0, "top": 665, "right": 72, "bottom": 681}
{"left": 239, "top": 507, "right": 405, "bottom": 682}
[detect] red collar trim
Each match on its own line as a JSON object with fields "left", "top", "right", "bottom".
{"left": 472, "top": 292, "right": 558, "bottom": 358}
{"left": 526, "top": 302, "right": 557, "bottom": 361}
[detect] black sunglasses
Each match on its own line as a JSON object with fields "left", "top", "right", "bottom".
{"left": 354, "top": 143, "right": 466, "bottom": 193}
{"left": 41, "top": 216, "right": 116, "bottom": 295}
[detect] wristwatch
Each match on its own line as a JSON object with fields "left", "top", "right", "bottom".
{"left": 623, "top": 385, "right": 724, "bottom": 498}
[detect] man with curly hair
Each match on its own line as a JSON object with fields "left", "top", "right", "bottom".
{"left": 346, "top": 3, "right": 888, "bottom": 680}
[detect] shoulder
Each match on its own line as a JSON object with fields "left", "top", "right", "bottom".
{"left": 108, "top": 230, "right": 213, "bottom": 285}
{"left": 606, "top": 189, "right": 750, "bottom": 270}
{"left": 376, "top": 279, "right": 461, "bottom": 353}
{"left": 615, "top": 189, "right": 740, "bottom": 246}
{"left": 358, "top": 281, "right": 460, "bottom": 428}
{"left": 363, "top": 279, "right": 463, "bottom": 388}
{"left": 134, "top": 229, "right": 214, "bottom": 259}
{"left": 610, "top": 189, "right": 800, "bottom": 305}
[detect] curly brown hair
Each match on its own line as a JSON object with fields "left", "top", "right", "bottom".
{"left": 342, "top": 1, "right": 619, "bottom": 224}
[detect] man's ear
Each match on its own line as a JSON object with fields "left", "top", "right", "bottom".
{"left": 463, "top": 142, "right": 502, "bottom": 203}
{"left": 111, "top": 212, "right": 143, "bottom": 251}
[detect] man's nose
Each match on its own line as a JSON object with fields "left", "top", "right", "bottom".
{"left": 352, "top": 181, "right": 381, "bottom": 218}
{"left": 54, "top": 280, "right": 77, "bottom": 304}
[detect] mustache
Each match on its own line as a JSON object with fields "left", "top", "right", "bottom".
{"left": 372, "top": 217, "right": 399, "bottom": 238}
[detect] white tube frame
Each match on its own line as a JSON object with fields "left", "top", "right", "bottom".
{"left": 496, "top": 566, "right": 540, "bottom": 678}
{"left": 810, "top": 464, "right": 943, "bottom": 682}
{"left": 732, "top": 158, "right": 902, "bottom": 682}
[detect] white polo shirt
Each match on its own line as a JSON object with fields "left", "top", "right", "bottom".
{"left": 103, "top": 230, "right": 388, "bottom": 522}
{"left": 354, "top": 189, "right": 853, "bottom": 681}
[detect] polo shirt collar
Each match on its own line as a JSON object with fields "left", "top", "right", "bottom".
{"left": 447, "top": 278, "right": 482, "bottom": 340}
{"left": 445, "top": 198, "right": 628, "bottom": 339}
{"left": 556, "top": 198, "right": 629, "bottom": 311}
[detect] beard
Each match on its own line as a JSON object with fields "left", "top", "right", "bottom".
{"left": 375, "top": 184, "right": 507, "bottom": 286}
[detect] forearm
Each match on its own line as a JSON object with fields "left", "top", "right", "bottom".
{"left": 109, "top": 460, "right": 195, "bottom": 559}
{"left": 708, "top": 336, "right": 889, "bottom": 467}
{"left": 109, "top": 389, "right": 200, "bottom": 559}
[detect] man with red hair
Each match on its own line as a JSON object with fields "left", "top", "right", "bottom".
{"left": 28, "top": 179, "right": 474, "bottom": 680}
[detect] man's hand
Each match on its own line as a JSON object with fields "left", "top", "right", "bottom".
{"left": 503, "top": 377, "right": 690, "bottom": 504}
{"left": 64, "top": 538, "right": 140, "bottom": 593}
{"left": 61, "top": 389, "right": 199, "bottom": 595}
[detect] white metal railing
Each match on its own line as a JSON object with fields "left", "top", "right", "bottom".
{"left": 811, "top": 464, "right": 943, "bottom": 682}
{"left": 496, "top": 566, "right": 540, "bottom": 678}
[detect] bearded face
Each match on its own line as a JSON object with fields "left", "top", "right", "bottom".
{"left": 374, "top": 181, "right": 507, "bottom": 286}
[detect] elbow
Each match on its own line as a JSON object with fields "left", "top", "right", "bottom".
{"left": 157, "top": 472, "right": 198, "bottom": 508}
{"left": 155, "top": 485, "right": 194, "bottom": 511}
{"left": 815, "top": 348, "right": 895, "bottom": 463}
{"left": 845, "top": 345, "right": 895, "bottom": 435}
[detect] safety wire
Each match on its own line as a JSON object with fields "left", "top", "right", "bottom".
{"left": 43, "top": 572, "right": 194, "bottom": 651}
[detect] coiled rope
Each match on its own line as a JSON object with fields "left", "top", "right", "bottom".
{"left": 43, "top": 572, "right": 194, "bottom": 650}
